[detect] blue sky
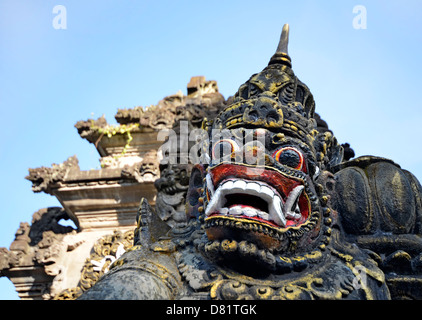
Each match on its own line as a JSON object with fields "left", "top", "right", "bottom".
{"left": 0, "top": 0, "right": 421, "bottom": 299}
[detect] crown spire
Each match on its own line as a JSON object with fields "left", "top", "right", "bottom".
{"left": 276, "top": 23, "right": 289, "bottom": 54}
{"left": 268, "top": 24, "right": 292, "bottom": 68}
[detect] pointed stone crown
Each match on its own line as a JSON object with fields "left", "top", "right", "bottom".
{"left": 209, "top": 24, "right": 318, "bottom": 146}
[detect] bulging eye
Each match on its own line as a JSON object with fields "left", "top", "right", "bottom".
{"left": 212, "top": 139, "right": 240, "bottom": 160}
{"left": 273, "top": 146, "right": 305, "bottom": 171}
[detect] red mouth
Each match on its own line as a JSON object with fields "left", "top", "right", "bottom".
{"left": 204, "top": 163, "right": 310, "bottom": 228}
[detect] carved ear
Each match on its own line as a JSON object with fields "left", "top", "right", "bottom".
{"left": 185, "top": 164, "right": 206, "bottom": 221}
{"left": 328, "top": 143, "right": 344, "bottom": 169}
{"left": 314, "top": 131, "right": 344, "bottom": 170}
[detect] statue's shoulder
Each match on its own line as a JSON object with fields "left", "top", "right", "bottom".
{"left": 78, "top": 197, "right": 184, "bottom": 300}
{"left": 331, "top": 155, "right": 422, "bottom": 235}
{"left": 78, "top": 240, "right": 182, "bottom": 300}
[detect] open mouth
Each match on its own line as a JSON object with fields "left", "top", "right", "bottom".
{"left": 204, "top": 175, "right": 308, "bottom": 228}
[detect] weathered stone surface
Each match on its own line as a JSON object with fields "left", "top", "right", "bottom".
{"left": 76, "top": 24, "right": 421, "bottom": 301}
{"left": 25, "top": 156, "right": 79, "bottom": 195}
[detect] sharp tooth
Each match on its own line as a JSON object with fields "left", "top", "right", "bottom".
{"left": 270, "top": 207, "right": 286, "bottom": 227}
{"left": 205, "top": 187, "right": 223, "bottom": 216}
{"left": 284, "top": 185, "right": 304, "bottom": 220}
{"left": 269, "top": 195, "right": 286, "bottom": 227}
{"left": 285, "top": 203, "right": 301, "bottom": 220}
{"left": 288, "top": 203, "right": 302, "bottom": 220}
{"left": 284, "top": 185, "right": 304, "bottom": 212}
{"left": 206, "top": 174, "right": 215, "bottom": 195}
{"left": 233, "top": 180, "right": 247, "bottom": 191}
{"left": 273, "top": 194, "right": 283, "bottom": 207}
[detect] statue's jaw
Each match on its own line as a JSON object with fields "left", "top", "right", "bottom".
{"left": 204, "top": 164, "right": 311, "bottom": 233}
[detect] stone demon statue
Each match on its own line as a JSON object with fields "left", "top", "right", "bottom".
{"left": 79, "top": 25, "right": 422, "bottom": 300}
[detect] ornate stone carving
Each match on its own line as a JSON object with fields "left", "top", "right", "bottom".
{"left": 54, "top": 230, "right": 134, "bottom": 300}
{"left": 114, "top": 106, "right": 144, "bottom": 125}
{"left": 121, "top": 150, "right": 160, "bottom": 183}
{"left": 4, "top": 24, "right": 421, "bottom": 301}
{"left": 74, "top": 116, "right": 108, "bottom": 145}
{"left": 154, "top": 162, "right": 191, "bottom": 229}
{"left": 25, "top": 156, "right": 79, "bottom": 195}
{"left": 76, "top": 24, "right": 422, "bottom": 300}
{"left": 0, "top": 207, "right": 77, "bottom": 299}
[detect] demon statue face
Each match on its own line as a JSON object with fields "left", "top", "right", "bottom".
{"left": 186, "top": 25, "right": 340, "bottom": 272}
{"left": 180, "top": 25, "right": 389, "bottom": 299}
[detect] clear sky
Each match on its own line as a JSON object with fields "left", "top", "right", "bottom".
{"left": 0, "top": 0, "right": 421, "bottom": 299}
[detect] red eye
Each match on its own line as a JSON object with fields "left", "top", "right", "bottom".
{"left": 212, "top": 139, "right": 240, "bottom": 160}
{"left": 273, "top": 147, "right": 305, "bottom": 171}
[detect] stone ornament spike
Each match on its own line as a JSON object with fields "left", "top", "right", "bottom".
{"left": 268, "top": 23, "right": 292, "bottom": 67}
{"left": 276, "top": 23, "right": 289, "bottom": 54}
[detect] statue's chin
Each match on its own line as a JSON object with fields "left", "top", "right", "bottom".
{"left": 205, "top": 221, "right": 287, "bottom": 252}
{"left": 198, "top": 236, "right": 279, "bottom": 275}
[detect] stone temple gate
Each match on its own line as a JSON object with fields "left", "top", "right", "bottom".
{"left": 0, "top": 76, "right": 226, "bottom": 299}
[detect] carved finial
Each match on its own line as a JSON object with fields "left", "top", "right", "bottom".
{"left": 268, "top": 23, "right": 292, "bottom": 67}
{"left": 276, "top": 23, "right": 289, "bottom": 54}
